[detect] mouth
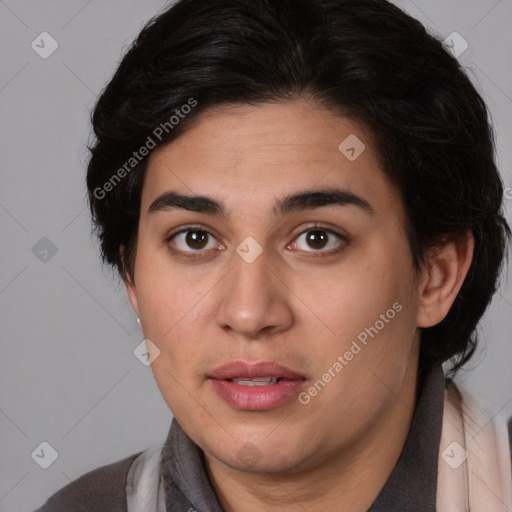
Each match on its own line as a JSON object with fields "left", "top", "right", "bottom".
{"left": 208, "top": 360, "right": 306, "bottom": 410}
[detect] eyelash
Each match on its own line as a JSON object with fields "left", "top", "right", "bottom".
{"left": 165, "top": 223, "right": 349, "bottom": 261}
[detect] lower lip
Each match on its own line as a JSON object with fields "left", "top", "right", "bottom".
{"left": 209, "top": 379, "right": 306, "bottom": 410}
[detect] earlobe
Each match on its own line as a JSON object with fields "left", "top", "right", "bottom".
{"left": 416, "top": 231, "right": 474, "bottom": 328}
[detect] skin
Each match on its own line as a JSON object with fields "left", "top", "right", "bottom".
{"left": 125, "top": 99, "right": 473, "bottom": 512}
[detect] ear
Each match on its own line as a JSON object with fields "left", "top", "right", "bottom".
{"left": 125, "top": 271, "right": 140, "bottom": 317}
{"left": 121, "top": 245, "right": 140, "bottom": 317}
{"left": 416, "top": 230, "right": 474, "bottom": 328}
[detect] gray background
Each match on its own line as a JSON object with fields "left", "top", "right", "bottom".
{"left": 0, "top": 1, "right": 511, "bottom": 510}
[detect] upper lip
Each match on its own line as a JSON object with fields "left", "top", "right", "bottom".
{"left": 209, "top": 360, "right": 306, "bottom": 380}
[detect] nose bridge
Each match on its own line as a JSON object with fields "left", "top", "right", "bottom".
{"left": 231, "top": 247, "right": 270, "bottom": 298}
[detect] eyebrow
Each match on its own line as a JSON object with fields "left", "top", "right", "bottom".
{"left": 148, "top": 188, "right": 374, "bottom": 218}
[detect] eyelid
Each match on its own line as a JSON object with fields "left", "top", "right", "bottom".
{"left": 165, "top": 224, "right": 218, "bottom": 242}
{"left": 292, "top": 222, "right": 348, "bottom": 239}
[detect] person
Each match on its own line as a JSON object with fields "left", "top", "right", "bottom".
{"left": 35, "top": 0, "right": 512, "bottom": 510}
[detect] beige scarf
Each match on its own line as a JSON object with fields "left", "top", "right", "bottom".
{"left": 437, "top": 381, "right": 512, "bottom": 511}
{"left": 127, "top": 382, "right": 512, "bottom": 511}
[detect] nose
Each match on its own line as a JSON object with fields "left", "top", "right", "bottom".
{"left": 214, "top": 248, "right": 293, "bottom": 339}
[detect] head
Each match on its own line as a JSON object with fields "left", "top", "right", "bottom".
{"left": 87, "top": 0, "right": 509, "bottom": 474}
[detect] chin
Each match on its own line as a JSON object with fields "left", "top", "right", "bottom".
{"left": 209, "top": 434, "right": 307, "bottom": 474}
{"left": 222, "top": 449, "right": 303, "bottom": 474}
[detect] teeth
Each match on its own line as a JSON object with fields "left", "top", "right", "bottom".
{"left": 231, "top": 377, "right": 279, "bottom": 386}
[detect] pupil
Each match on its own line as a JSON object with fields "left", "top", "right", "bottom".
{"left": 307, "top": 230, "right": 327, "bottom": 249}
{"left": 186, "top": 230, "right": 208, "bottom": 249}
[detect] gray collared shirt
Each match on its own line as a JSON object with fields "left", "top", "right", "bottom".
{"left": 160, "top": 364, "right": 446, "bottom": 512}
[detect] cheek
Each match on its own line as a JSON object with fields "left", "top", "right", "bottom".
{"left": 134, "top": 244, "right": 201, "bottom": 332}
{"left": 133, "top": 258, "right": 219, "bottom": 384}
{"left": 299, "top": 294, "right": 417, "bottom": 442}
{"left": 135, "top": 269, "right": 206, "bottom": 412}
{"left": 303, "top": 244, "right": 417, "bottom": 387}
{"left": 304, "top": 255, "right": 406, "bottom": 339}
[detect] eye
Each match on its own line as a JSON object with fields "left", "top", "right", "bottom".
{"left": 167, "top": 227, "right": 223, "bottom": 259}
{"left": 290, "top": 226, "right": 348, "bottom": 256}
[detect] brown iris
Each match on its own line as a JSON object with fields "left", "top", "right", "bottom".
{"left": 186, "top": 230, "right": 209, "bottom": 249}
{"left": 306, "top": 230, "right": 328, "bottom": 250}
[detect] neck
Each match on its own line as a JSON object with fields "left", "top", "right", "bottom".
{"left": 204, "top": 352, "right": 421, "bottom": 512}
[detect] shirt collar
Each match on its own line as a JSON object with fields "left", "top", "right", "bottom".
{"left": 368, "top": 363, "right": 445, "bottom": 511}
{"left": 161, "top": 363, "right": 445, "bottom": 512}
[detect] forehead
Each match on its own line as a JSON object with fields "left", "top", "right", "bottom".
{"left": 142, "top": 99, "right": 400, "bottom": 219}
{"left": 149, "top": 100, "right": 369, "bottom": 165}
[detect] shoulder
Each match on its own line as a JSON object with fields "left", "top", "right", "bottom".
{"left": 445, "top": 379, "right": 512, "bottom": 501}
{"left": 33, "top": 451, "right": 142, "bottom": 512}
{"left": 509, "top": 415, "right": 512, "bottom": 461}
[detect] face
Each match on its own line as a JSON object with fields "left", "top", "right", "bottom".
{"left": 126, "top": 99, "right": 423, "bottom": 474}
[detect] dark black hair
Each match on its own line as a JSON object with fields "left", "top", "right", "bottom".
{"left": 86, "top": 0, "right": 510, "bottom": 373}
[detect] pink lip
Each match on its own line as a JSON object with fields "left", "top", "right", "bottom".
{"left": 208, "top": 360, "right": 306, "bottom": 411}
{"left": 209, "top": 360, "right": 305, "bottom": 380}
